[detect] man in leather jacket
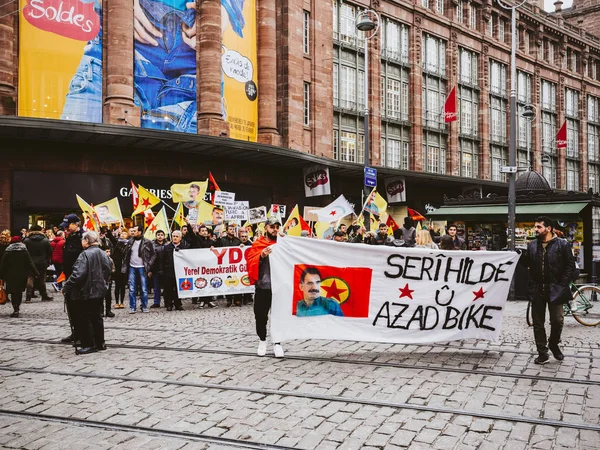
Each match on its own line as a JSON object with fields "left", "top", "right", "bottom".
{"left": 122, "top": 225, "right": 156, "bottom": 313}
{"left": 523, "top": 216, "right": 575, "bottom": 365}
{"left": 62, "top": 231, "right": 112, "bottom": 355}
{"left": 60, "top": 214, "right": 84, "bottom": 344}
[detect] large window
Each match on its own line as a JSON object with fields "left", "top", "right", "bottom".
{"left": 303, "top": 10, "right": 310, "bottom": 54}
{"left": 422, "top": 34, "right": 446, "bottom": 76}
{"left": 490, "top": 60, "right": 507, "bottom": 181}
{"left": 565, "top": 88, "right": 580, "bottom": 190}
{"left": 541, "top": 80, "right": 557, "bottom": 188}
{"left": 491, "top": 146, "right": 508, "bottom": 182}
{"left": 459, "top": 48, "right": 479, "bottom": 178}
{"left": 589, "top": 95, "right": 600, "bottom": 193}
{"left": 381, "top": 125, "right": 410, "bottom": 170}
{"left": 381, "top": 18, "right": 409, "bottom": 64}
{"left": 303, "top": 82, "right": 310, "bottom": 127}
{"left": 333, "top": 1, "right": 363, "bottom": 46}
{"left": 517, "top": 71, "right": 532, "bottom": 168}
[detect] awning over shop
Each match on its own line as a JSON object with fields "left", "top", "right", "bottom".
{"left": 427, "top": 202, "right": 588, "bottom": 219}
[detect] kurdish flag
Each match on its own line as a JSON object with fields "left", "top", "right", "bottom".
{"left": 144, "top": 207, "right": 170, "bottom": 240}
{"left": 132, "top": 185, "right": 161, "bottom": 217}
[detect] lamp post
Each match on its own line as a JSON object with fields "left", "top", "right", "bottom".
{"left": 522, "top": 104, "right": 537, "bottom": 171}
{"left": 497, "top": 0, "right": 528, "bottom": 252}
{"left": 356, "top": 10, "right": 379, "bottom": 231}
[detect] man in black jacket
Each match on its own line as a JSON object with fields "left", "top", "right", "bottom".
{"left": 150, "top": 230, "right": 168, "bottom": 308}
{"left": 523, "top": 216, "right": 576, "bottom": 365}
{"left": 63, "top": 231, "right": 112, "bottom": 355}
{"left": 60, "top": 214, "right": 84, "bottom": 344}
{"left": 217, "top": 223, "right": 243, "bottom": 307}
{"left": 23, "top": 225, "right": 53, "bottom": 302}
{"left": 122, "top": 226, "right": 156, "bottom": 313}
{"left": 161, "top": 230, "right": 189, "bottom": 311}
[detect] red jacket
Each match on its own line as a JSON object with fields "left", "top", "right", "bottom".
{"left": 246, "top": 237, "right": 276, "bottom": 285}
{"left": 50, "top": 236, "right": 65, "bottom": 264}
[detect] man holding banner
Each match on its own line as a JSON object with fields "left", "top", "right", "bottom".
{"left": 247, "top": 217, "right": 285, "bottom": 358}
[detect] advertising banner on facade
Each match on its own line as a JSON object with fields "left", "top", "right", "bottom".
{"left": 174, "top": 247, "right": 255, "bottom": 298}
{"left": 222, "top": 0, "right": 258, "bottom": 141}
{"left": 270, "top": 237, "right": 519, "bottom": 344}
{"left": 18, "top": 0, "right": 103, "bottom": 122}
{"left": 303, "top": 165, "right": 331, "bottom": 197}
{"left": 384, "top": 177, "right": 407, "bottom": 204}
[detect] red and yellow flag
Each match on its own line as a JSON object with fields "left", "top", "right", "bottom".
{"left": 132, "top": 185, "right": 161, "bottom": 217}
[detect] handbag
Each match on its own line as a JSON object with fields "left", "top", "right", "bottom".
{"left": 0, "top": 280, "right": 7, "bottom": 305}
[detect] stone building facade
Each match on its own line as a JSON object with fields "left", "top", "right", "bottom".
{"left": 2, "top": 0, "right": 600, "bottom": 229}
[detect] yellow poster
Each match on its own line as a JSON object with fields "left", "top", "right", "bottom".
{"left": 95, "top": 198, "right": 123, "bottom": 225}
{"left": 222, "top": 0, "right": 258, "bottom": 142}
{"left": 18, "top": 0, "right": 103, "bottom": 122}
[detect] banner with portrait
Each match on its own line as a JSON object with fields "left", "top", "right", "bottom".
{"left": 18, "top": 0, "right": 103, "bottom": 122}
{"left": 270, "top": 237, "right": 519, "bottom": 344}
{"left": 174, "top": 247, "right": 255, "bottom": 298}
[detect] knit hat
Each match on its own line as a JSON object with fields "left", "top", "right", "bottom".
{"left": 10, "top": 236, "right": 21, "bottom": 243}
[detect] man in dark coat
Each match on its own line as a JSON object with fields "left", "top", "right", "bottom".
{"left": 161, "top": 230, "right": 189, "bottom": 311}
{"left": 150, "top": 230, "right": 168, "bottom": 308}
{"left": 523, "top": 216, "right": 576, "bottom": 365}
{"left": 23, "top": 225, "right": 53, "bottom": 301}
{"left": 216, "top": 223, "right": 243, "bottom": 307}
{"left": 0, "top": 236, "right": 38, "bottom": 317}
{"left": 122, "top": 225, "right": 156, "bottom": 313}
{"left": 60, "top": 214, "right": 84, "bottom": 344}
{"left": 63, "top": 231, "right": 112, "bottom": 355}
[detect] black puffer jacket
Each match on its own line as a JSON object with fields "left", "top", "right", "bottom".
{"left": 0, "top": 243, "right": 39, "bottom": 293}
{"left": 525, "top": 236, "right": 576, "bottom": 304}
{"left": 152, "top": 239, "right": 168, "bottom": 274}
{"left": 122, "top": 237, "right": 156, "bottom": 274}
{"left": 63, "top": 229, "right": 84, "bottom": 278}
{"left": 23, "top": 232, "right": 52, "bottom": 266}
{"left": 63, "top": 245, "right": 112, "bottom": 301}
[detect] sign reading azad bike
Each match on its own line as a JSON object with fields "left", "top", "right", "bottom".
{"left": 270, "top": 237, "right": 519, "bottom": 344}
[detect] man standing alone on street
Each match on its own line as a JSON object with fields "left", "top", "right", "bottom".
{"left": 63, "top": 231, "right": 112, "bottom": 355}
{"left": 123, "top": 226, "right": 155, "bottom": 313}
{"left": 247, "top": 217, "right": 284, "bottom": 358}
{"left": 523, "top": 216, "right": 575, "bottom": 364}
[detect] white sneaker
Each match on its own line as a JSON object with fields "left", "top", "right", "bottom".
{"left": 129, "top": 309, "right": 136, "bottom": 314}
{"left": 141, "top": 308, "right": 149, "bottom": 313}
{"left": 257, "top": 340, "right": 267, "bottom": 356}
{"left": 207, "top": 301, "right": 217, "bottom": 308}
{"left": 273, "top": 343, "right": 285, "bottom": 358}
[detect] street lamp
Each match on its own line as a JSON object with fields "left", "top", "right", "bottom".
{"left": 497, "top": 0, "right": 528, "bottom": 252}
{"left": 355, "top": 9, "right": 379, "bottom": 231}
{"left": 522, "top": 104, "right": 537, "bottom": 171}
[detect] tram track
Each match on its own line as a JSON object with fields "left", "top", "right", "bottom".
{"left": 1, "top": 337, "right": 597, "bottom": 387}
{"left": 0, "top": 364, "right": 598, "bottom": 432}
{"left": 0, "top": 409, "right": 293, "bottom": 450}
{"left": 0, "top": 319, "right": 597, "bottom": 359}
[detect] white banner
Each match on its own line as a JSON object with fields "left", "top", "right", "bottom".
{"left": 174, "top": 248, "right": 255, "bottom": 298}
{"left": 270, "top": 237, "right": 519, "bottom": 344}
{"left": 303, "top": 165, "right": 331, "bottom": 197}
{"left": 384, "top": 177, "right": 406, "bottom": 203}
{"left": 225, "top": 201, "right": 249, "bottom": 222}
{"left": 214, "top": 191, "right": 236, "bottom": 207}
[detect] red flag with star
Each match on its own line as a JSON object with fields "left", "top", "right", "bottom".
{"left": 207, "top": 172, "right": 221, "bottom": 205}
{"left": 131, "top": 185, "right": 161, "bottom": 217}
{"left": 292, "top": 265, "right": 372, "bottom": 317}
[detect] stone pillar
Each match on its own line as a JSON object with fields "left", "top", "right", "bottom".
{"left": 479, "top": 45, "right": 491, "bottom": 180}
{"left": 410, "top": 16, "right": 424, "bottom": 172}
{"left": 0, "top": 2, "right": 17, "bottom": 116}
{"left": 447, "top": 30, "right": 459, "bottom": 177}
{"left": 197, "top": 0, "right": 229, "bottom": 136}
{"left": 103, "top": 0, "right": 140, "bottom": 126}
{"left": 257, "top": 0, "right": 280, "bottom": 145}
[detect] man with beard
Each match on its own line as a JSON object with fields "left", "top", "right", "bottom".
{"left": 123, "top": 226, "right": 156, "bottom": 313}
{"left": 523, "top": 216, "right": 575, "bottom": 364}
{"left": 247, "top": 217, "right": 284, "bottom": 357}
{"left": 150, "top": 230, "right": 168, "bottom": 309}
{"left": 60, "top": 214, "right": 84, "bottom": 344}
{"left": 366, "top": 223, "right": 394, "bottom": 246}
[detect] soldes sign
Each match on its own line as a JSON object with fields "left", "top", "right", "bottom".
{"left": 305, "top": 169, "right": 329, "bottom": 190}
{"left": 386, "top": 180, "right": 405, "bottom": 197}
{"left": 23, "top": 0, "right": 101, "bottom": 41}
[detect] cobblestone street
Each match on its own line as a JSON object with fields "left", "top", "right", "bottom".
{"left": 0, "top": 297, "right": 599, "bottom": 449}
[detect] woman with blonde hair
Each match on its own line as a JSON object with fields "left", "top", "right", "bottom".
{"left": 0, "top": 230, "right": 11, "bottom": 262}
{"left": 415, "top": 229, "right": 438, "bottom": 249}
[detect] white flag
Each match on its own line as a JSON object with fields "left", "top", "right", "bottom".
{"left": 315, "top": 195, "right": 354, "bottom": 222}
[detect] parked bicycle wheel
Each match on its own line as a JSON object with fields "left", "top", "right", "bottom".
{"left": 526, "top": 301, "right": 533, "bottom": 327}
{"left": 571, "top": 285, "right": 600, "bottom": 327}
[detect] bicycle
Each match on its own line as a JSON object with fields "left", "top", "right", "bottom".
{"left": 526, "top": 283, "right": 600, "bottom": 327}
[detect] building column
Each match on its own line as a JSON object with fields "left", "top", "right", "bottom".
{"left": 0, "top": 3, "right": 17, "bottom": 116}
{"left": 447, "top": 30, "right": 459, "bottom": 176}
{"left": 197, "top": 0, "right": 229, "bottom": 137}
{"left": 257, "top": 0, "right": 280, "bottom": 145}
{"left": 410, "top": 16, "right": 424, "bottom": 172}
{"left": 103, "top": 0, "right": 140, "bottom": 126}
{"left": 479, "top": 44, "right": 491, "bottom": 180}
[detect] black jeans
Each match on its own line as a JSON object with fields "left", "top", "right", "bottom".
{"left": 27, "top": 263, "right": 49, "bottom": 299}
{"left": 65, "top": 293, "right": 82, "bottom": 340}
{"left": 531, "top": 293, "right": 565, "bottom": 355}
{"left": 114, "top": 272, "right": 126, "bottom": 304}
{"left": 104, "top": 280, "right": 113, "bottom": 313}
{"left": 163, "top": 277, "right": 181, "bottom": 309}
{"left": 254, "top": 288, "right": 272, "bottom": 341}
{"left": 10, "top": 291, "right": 23, "bottom": 312}
{"left": 79, "top": 297, "right": 104, "bottom": 348}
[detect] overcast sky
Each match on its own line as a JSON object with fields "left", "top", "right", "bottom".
{"left": 544, "top": 0, "right": 573, "bottom": 11}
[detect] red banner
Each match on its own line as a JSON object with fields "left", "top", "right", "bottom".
{"left": 23, "top": 0, "right": 101, "bottom": 41}
{"left": 556, "top": 121, "right": 567, "bottom": 149}
{"left": 443, "top": 86, "right": 457, "bottom": 123}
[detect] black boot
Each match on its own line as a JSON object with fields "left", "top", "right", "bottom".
{"left": 105, "top": 311, "right": 115, "bottom": 318}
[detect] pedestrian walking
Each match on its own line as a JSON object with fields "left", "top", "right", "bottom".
{"left": 60, "top": 214, "right": 84, "bottom": 344}
{"left": 247, "top": 217, "right": 285, "bottom": 358}
{"left": 122, "top": 226, "right": 155, "bottom": 313}
{"left": 62, "top": 231, "right": 112, "bottom": 355}
{"left": 23, "top": 225, "right": 53, "bottom": 302}
{"left": 522, "top": 216, "right": 576, "bottom": 365}
{"left": 0, "top": 236, "right": 39, "bottom": 318}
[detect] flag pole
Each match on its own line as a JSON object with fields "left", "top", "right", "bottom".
{"left": 160, "top": 199, "right": 177, "bottom": 213}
